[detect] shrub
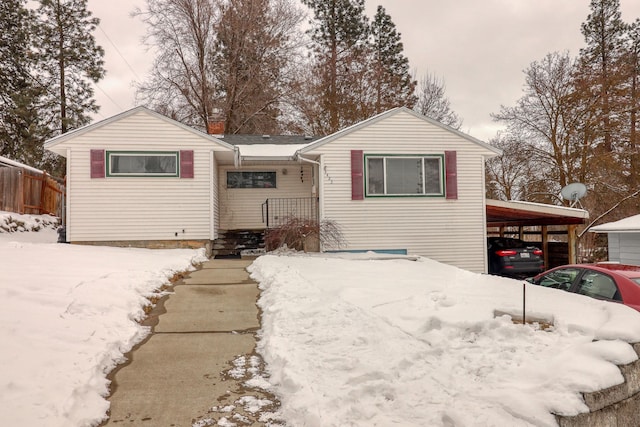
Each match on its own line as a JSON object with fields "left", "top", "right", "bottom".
{"left": 264, "top": 217, "right": 344, "bottom": 252}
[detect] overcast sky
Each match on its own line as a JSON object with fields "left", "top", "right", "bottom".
{"left": 86, "top": 0, "right": 640, "bottom": 142}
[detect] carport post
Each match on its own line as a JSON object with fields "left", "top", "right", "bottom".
{"left": 541, "top": 226, "right": 548, "bottom": 269}
{"left": 568, "top": 225, "right": 577, "bottom": 264}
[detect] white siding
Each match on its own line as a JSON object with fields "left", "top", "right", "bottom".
{"left": 218, "top": 164, "right": 314, "bottom": 229}
{"left": 309, "top": 110, "right": 492, "bottom": 273}
{"left": 611, "top": 233, "right": 640, "bottom": 265}
{"left": 608, "top": 233, "right": 621, "bottom": 262}
{"left": 58, "top": 111, "right": 230, "bottom": 242}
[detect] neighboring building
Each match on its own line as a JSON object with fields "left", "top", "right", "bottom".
{"left": 45, "top": 106, "right": 502, "bottom": 273}
{"left": 591, "top": 215, "right": 640, "bottom": 265}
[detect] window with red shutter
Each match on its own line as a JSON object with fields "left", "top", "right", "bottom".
{"left": 445, "top": 150, "right": 458, "bottom": 199}
{"left": 351, "top": 150, "right": 364, "bottom": 200}
{"left": 90, "top": 149, "right": 105, "bottom": 178}
{"left": 180, "top": 150, "right": 194, "bottom": 178}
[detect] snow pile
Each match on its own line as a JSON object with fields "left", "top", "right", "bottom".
{"left": 0, "top": 211, "right": 59, "bottom": 234}
{"left": 249, "top": 254, "right": 640, "bottom": 427}
{"left": 0, "top": 212, "right": 207, "bottom": 427}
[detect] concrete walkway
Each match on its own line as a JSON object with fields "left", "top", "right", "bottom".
{"left": 102, "top": 259, "right": 280, "bottom": 427}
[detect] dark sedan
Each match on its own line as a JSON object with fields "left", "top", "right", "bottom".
{"left": 487, "top": 237, "right": 545, "bottom": 278}
{"left": 526, "top": 263, "right": 640, "bottom": 312}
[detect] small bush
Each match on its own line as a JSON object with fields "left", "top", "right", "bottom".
{"left": 264, "top": 217, "right": 344, "bottom": 252}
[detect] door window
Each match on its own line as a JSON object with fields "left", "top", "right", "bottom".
{"left": 576, "top": 272, "right": 621, "bottom": 301}
{"left": 536, "top": 268, "right": 582, "bottom": 290}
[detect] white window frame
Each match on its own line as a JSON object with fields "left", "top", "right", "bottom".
{"left": 365, "top": 154, "right": 444, "bottom": 197}
{"left": 106, "top": 151, "right": 179, "bottom": 177}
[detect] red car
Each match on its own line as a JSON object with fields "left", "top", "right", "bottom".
{"left": 527, "top": 263, "right": 640, "bottom": 311}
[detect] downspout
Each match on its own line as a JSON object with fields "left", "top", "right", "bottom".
{"left": 296, "top": 152, "right": 323, "bottom": 251}
{"left": 233, "top": 146, "right": 241, "bottom": 168}
{"left": 296, "top": 153, "right": 321, "bottom": 193}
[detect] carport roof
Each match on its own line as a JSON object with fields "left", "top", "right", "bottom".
{"left": 486, "top": 199, "right": 589, "bottom": 227}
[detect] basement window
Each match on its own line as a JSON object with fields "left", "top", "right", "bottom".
{"left": 107, "top": 151, "right": 179, "bottom": 177}
{"left": 227, "top": 171, "right": 276, "bottom": 189}
{"left": 365, "top": 155, "right": 444, "bottom": 196}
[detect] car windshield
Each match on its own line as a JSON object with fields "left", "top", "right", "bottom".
{"left": 491, "top": 238, "right": 529, "bottom": 249}
{"left": 631, "top": 278, "right": 640, "bottom": 286}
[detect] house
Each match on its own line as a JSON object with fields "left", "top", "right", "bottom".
{"left": 590, "top": 214, "right": 640, "bottom": 265}
{"left": 44, "top": 106, "right": 502, "bottom": 273}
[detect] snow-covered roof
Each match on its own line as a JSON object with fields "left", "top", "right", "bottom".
{"left": 0, "top": 155, "right": 43, "bottom": 174}
{"left": 591, "top": 214, "right": 640, "bottom": 233}
{"left": 236, "top": 143, "right": 313, "bottom": 161}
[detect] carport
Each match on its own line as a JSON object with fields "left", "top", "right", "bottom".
{"left": 486, "top": 200, "right": 589, "bottom": 268}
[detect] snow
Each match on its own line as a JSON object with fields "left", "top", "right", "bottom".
{"left": 235, "top": 144, "right": 310, "bottom": 158}
{"left": 0, "top": 155, "right": 44, "bottom": 174}
{"left": 249, "top": 253, "right": 640, "bottom": 427}
{"left": 0, "top": 212, "right": 207, "bottom": 427}
{"left": 590, "top": 213, "right": 640, "bottom": 233}
{"left": 3, "top": 211, "right": 640, "bottom": 426}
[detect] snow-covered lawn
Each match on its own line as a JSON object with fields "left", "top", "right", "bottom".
{"left": 0, "top": 212, "right": 207, "bottom": 427}
{"left": 249, "top": 254, "right": 640, "bottom": 427}
{"left": 3, "top": 212, "right": 640, "bottom": 427}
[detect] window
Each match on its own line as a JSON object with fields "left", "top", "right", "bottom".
{"left": 576, "top": 272, "right": 621, "bottom": 301}
{"left": 365, "top": 155, "right": 443, "bottom": 196}
{"left": 536, "top": 268, "right": 582, "bottom": 290}
{"left": 107, "top": 151, "right": 178, "bottom": 177}
{"left": 227, "top": 171, "right": 276, "bottom": 189}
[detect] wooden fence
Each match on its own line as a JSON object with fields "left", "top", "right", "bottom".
{"left": 0, "top": 167, "right": 65, "bottom": 217}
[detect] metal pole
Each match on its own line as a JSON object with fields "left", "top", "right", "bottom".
{"left": 522, "top": 282, "right": 526, "bottom": 325}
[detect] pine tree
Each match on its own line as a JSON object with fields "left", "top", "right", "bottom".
{"left": 578, "top": 0, "right": 628, "bottom": 152}
{"left": 0, "top": 0, "right": 46, "bottom": 167}
{"left": 369, "top": 5, "right": 416, "bottom": 114}
{"left": 623, "top": 19, "right": 640, "bottom": 188}
{"left": 301, "top": 0, "right": 370, "bottom": 133}
{"left": 34, "top": 0, "right": 105, "bottom": 136}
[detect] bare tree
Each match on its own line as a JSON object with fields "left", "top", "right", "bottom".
{"left": 493, "top": 52, "right": 594, "bottom": 194}
{"left": 216, "top": 0, "right": 304, "bottom": 134}
{"left": 135, "top": 0, "right": 220, "bottom": 131}
{"left": 485, "top": 133, "right": 544, "bottom": 202}
{"left": 414, "top": 72, "right": 462, "bottom": 129}
{"left": 135, "top": 0, "right": 304, "bottom": 134}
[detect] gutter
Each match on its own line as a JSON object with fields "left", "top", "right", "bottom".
{"left": 296, "top": 152, "right": 321, "bottom": 166}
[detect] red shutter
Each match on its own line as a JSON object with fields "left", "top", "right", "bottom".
{"left": 90, "top": 149, "right": 105, "bottom": 178}
{"left": 180, "top": 150, "right": 194, "bottom": 178}
{"left": 351, "top": 150, "right": 364, "bottom": 200}
{"left": 445, "top": 150, "right": 458, "bottom": 200}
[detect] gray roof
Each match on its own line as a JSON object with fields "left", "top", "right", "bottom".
{"left": 219, "top": 134, "right": 320, "bottom": 145}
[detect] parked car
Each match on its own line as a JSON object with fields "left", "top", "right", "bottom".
{"left": 526, "top": 263, "right": 640, "bottom": 311}
{"left": 487, "top": 237, "right": 544, "bottom": 278}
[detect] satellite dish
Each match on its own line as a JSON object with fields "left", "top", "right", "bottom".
{"left": 560, "top": 182, "right": 587, "bottom": 208}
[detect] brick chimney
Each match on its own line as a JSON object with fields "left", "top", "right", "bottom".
{"left": 207, "top": 121, "right": 225, "bottom": 135}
